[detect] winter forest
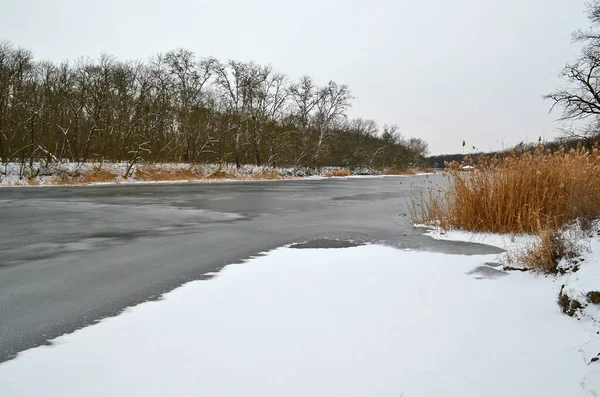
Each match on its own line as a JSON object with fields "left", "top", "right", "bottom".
{"left": 0, "top": 42, "right": 429, "bottom": 171}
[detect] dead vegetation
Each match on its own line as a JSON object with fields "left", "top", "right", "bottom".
{"left": 43, "top": 164, "right": 290, "bottom": 184}
{"left": 27, "top": 177, "right": 40, "bottom": 186}
{"left": 136, "top": 167, "right": 202, "bottom": 181}
{"left": 519, "top": 230, "right": 578, "bottom": 274}
{"left": 79, "top": 169, "right": 119, "bottom": 184}
{"left": 325, "top": 170, "right": 350, "bottom": 177}
{"left": 413, "top": 145, "right": 600, "bottom": 234}
{"left": 587, "top": 291, "right": 600, "bottom": 305}
{"left": 208, "top": 169, "right": 285, "bottom": 180}
{"left": 51, "top": 166, "right": 118, "bottom": 185}
{"left": 412, "top": 144, "right": 600, "bottom": 273}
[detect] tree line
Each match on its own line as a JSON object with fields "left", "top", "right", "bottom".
{"left": 0, "top": 42, "right": 428, "bottom": 171}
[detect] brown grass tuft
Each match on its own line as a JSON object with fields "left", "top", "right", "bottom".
{"left": 519, "top": 230, "right": 577, "bottom": 273}
{"left": 587, "top": 291, "right": 600, "bottom": 305}
{"left": 325, "top": 170, "right": 350, "bottom": 177}
{"left": 136, "top": 167, "right": 201, "bottom": 181}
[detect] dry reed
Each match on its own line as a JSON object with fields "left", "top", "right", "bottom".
{"left": 325, "top": 170, "right": 350, "bottom": 177}
{"left": 413, "top": 145, "right": 600, "bottom": 235}
{"left": 136, "top": 167, "right": 202, "bottom": 181}
{"left": 412, "top": 144, "right": 600, "bottom": 272}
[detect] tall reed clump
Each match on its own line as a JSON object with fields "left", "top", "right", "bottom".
{"left": 412, "top": 144, "right": 600, "bottom": 274}
{"left": 413, "top": 144, "right": 600, "bottom": 235}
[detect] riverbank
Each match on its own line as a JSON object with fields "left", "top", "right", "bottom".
{"left": 0, "top": 161, "right": 419, "bottom": 187}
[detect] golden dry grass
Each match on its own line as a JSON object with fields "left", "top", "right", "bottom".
{"left": 413, "top": 145, "right": 600, "bottom": 234}
{"left": 79, "top": 169, "right": 118, "bottom": 184}
{"left": 325, "top": 170, "right": 350, "bottom": 177}
{"left": 136, "top": 167, "right": 201, "bottom": 181}
{"left": 51, "top": 167, "right": 118, "bottom": 185}
{"left": 519, "top": 230, "right": 576, "bottom": 273}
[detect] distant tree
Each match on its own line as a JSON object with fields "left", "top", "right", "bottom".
{"left": 165, "top": 49, "right": 216, "bottom": 162}
{"left": 375, "top": 124, "right": 403, "bottom": 168}
{"left": 312, "top": 81, "right": 352, "bottom": 167}
{"left": 406, "top": 137, "right": 430, "bottom": 165}
{"left": 288, "top": 76, "right": 319, "bottom": 166}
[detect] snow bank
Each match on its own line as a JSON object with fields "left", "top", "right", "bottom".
{"left": 420, "top": 225, "right": 539, "bottom": 267}
{"left": 425, "top": 225, "right": 600, "bottom": 391}
{"left": 560, "top": 236, "right": 600, "bottom": 323}
{"left": 0, "top": 244, "right": 597, "bottom": 396}
{"left": 424, "top": 224, "right": 600, "bottom": 320}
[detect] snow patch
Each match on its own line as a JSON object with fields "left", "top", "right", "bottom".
{"left": 421, "top": 223, "right": 600, "bottom": 382}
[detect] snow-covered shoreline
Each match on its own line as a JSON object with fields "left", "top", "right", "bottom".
{"left": 424, "top": 224, "right": 600, "bottom": 324}
{"left": 0, "top": 161, "right": 421, "bottom": 187}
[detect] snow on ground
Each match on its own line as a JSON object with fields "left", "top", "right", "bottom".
{"left": 1, "top": 243, "right": 598, "bottom": 396}
{"left": 420, "top": 225, "right": 539, "bottom": 267}
{"left": 425, "top": 224, "right": 600, "bottom": 322}
{"left": 561, "top": 236, "right": 600, "bottom": 324}
{"left": 426, "top": 225, "right": 600, "bottom": 392}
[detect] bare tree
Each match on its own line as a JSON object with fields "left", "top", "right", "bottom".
{"left": 288, "top": 76, "right": 318, "bottom": 166}
{"left": 545, "top": 1, "right": 600, "bottom": 138}
{"left": 406, "top": 137, "right": 430, "bottom": 166}
{"left": 313, "top": 81, "right": 352, "bottom": 167}
{"left": 214, "top": 60, "right": 270, "bottom": 167}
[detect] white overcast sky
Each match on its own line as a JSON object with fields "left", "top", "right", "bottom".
{"left": 0, "top": 0, "right": 589, "bottom": 154}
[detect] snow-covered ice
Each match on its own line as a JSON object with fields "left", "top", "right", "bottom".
{"left": 0, "top": 242, "right": 598, "bottom": 396}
